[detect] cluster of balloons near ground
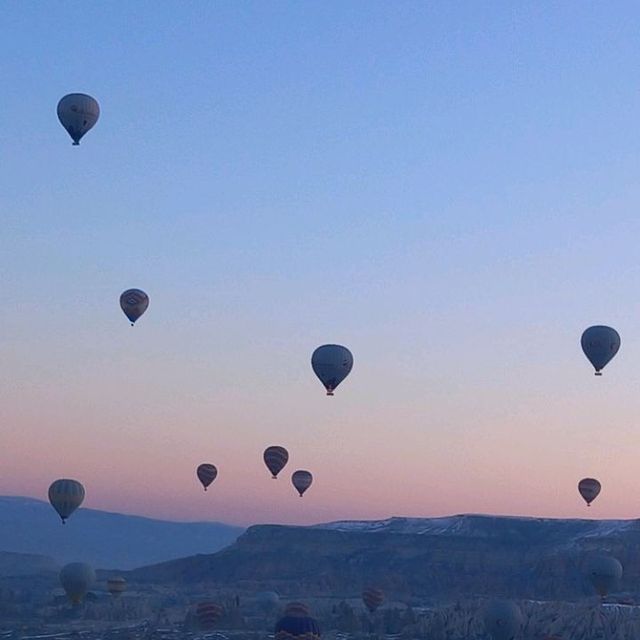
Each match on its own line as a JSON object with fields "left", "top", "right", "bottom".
{"left": 483, "top": 553, "right": 623, "bottom": 640}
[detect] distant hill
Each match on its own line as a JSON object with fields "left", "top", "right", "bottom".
{"left": 0, "top": 550, "right": 58, "bottom": 577}
{"left": 0, "top": 496, "right": 242, "bottom": 570}
{"left": 128, "top": 514, "right": 640, "bottom": 601}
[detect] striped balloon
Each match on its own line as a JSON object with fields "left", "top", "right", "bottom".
{"left": 119, "top": 289, "right": 149, "bottom": 325}
{"left": 196, "top": 601, "right": 224, "bottom": 629}
{"left": 57, "top": 93, "right": 100, "bottom": 145}
{"left": 292, "top": 470, "right": 313, "bottom": 497}
{"left": 362, "top": 587, "right": 385, "bottom": 613}
{"left": 197, "top": 464, "right": 218, "bottom": 491}
{"left": 264, "top": 446, "right": 289, "bottom": 479}
{"left": 275, "top": 604, "right": 320, "bottom": 640}
{"left": 48, "top": 479, "right": 85, "bottom": 524}
{"left": 578, "top": 477, "right": 601, "bottom": 506}
{"left": 107, "top": 577, "right": 127, "bottom": 597}
{"left": 285, "top": 602, "right": 311, "bottom": 617}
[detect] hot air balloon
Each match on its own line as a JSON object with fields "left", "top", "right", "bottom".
{"left": 48, "top": 479, "right": 85, "bottom": 524}
{"left": 586, "top": 554, "right": 623, "bottom": 597}
{"left": 196, "top": 602, "right": 223, "bottom": 629}
{"left": 581, "top": 326, "right": 621, "bottom": 375}
{"left": 311, "top": 344, "right": 353, "bottom": 395}
{"left": 60, "top": 562, "right": 96, "bottom": 605}
{"left": 256, "top": 591, "right": 280, "bottom": 610}
{"left": 578, "top": 478, "right": 601, "bottom": 507}
{"left": 275, "top": 603, "right": 320, "bottom": 640}
{"left": 292, "top": 470, "right": 313, "bottom": 497}
{"left": 197, "top": 464, "right": 218, "bottom": 491}
{"left": 120, "top": 289, "right": 149, "bottom": 326}
{"left": 57, "top": 94, "right": 100, "bottom": 145}
{"left": 264, "top": 446, "right": 289, "bottom": 479}
{"left": 362, "top": 587, "right": 385, "bottom": 613}
{"left": 107, "top": 577, "right": 127, "bottom": 598}
{"left": 483, "top": 600, "right": 523, "bottom": 640}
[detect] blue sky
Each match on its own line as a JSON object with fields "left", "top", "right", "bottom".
{"left": 2, "top": 2, "right": 640, "bottom": 525}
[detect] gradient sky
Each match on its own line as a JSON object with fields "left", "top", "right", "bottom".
{"left": 2, "top": 2, "right": 640, "bottom": 527}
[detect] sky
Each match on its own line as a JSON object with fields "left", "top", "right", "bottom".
{"left": 2, "top": 1, "right": 640, "bottom": 527}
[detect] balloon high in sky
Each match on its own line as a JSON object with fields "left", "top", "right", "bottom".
{"left": 57, "top": 93, "right": 100, "bottom": 145}
{"left": 311, "top": 345, "right": 353, "bottom": 396}
{"left": 581, "top": 326, "right": 621, "bottom": 376}
{"left": 264, "top": 447, "right": 289, "bottom": 479}
{"left": 120, "top": 289, "right": 149, "bottom": 326}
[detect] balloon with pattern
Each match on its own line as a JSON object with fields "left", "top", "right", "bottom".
{"left": 362, "top": 587, "right": 385, "bottom": 613}
{"left": 120, "top": 289, "right": 149, "bottom": 325}
{"left": 275, "top": 602, "right": 320, "bottom": 639}
{"left": 196, "top": 601, "right": 224, "bottom": 629}
{"left": 57, "top": 93, "right": 100, "bottom": 145}
{"left": 292, "top": 470, "right": 313, "bottom": 497}
{"left": 264, "top": 446, "right": 289, "bottom": 479}
{"left": 48, "top": 479, "right": 85, "bottom": 524}
{"left": 107, "top": 577, "right": 127, "bottom": 598}
{"left": 196, "top": 463, "right": 218, "bottom": 491}
{"left": 578, "top": 478, "right": 601, "bottom": 507}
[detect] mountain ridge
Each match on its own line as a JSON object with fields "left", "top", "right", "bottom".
{"left": 0, "top": 496, "right": 243, "bottom": 570}
{"left": 127, "top": 513, "right": 640, "bottom": 601}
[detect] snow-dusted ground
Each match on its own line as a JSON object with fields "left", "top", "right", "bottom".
{"left": 314, "top": 513, "right": 639, "bottom": 539}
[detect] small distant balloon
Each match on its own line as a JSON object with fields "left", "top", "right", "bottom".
{"left": 60, "top": 562, "right": 95, "bottom": 605}
{"left": 264, "top": 446, "right": 289, "bottom": 479}
{"left": 120, "top": 289, "right": 149, "bottom": 326}
{"left": 292, "top": 470, "right": 313, "bottom": 497}
{"left": 483, "top": 600, "right": 523, "bottom": 640}
{"left": 362, "top": 587, "right": 385, "bottom": 613}
{"left": 578, "top": 478, "right": 601, "bottom": 507}
{"left": 311, "top": 344, "right": 353, "bottom": 395}
{"left": 275, "top": 603, "right": 320, "bottom": 640}
{"left": 586, "top": 554, "right": 623, "bottom": 598}
{"left": 196, "top": 464, "right": 218, "bottom": 491}
{"left": 57, "top": 94, "right": 100, "bottom": 145}
{"left": 196, "top": 602, "right": 224, "bottom": 630}
{"left": 581, "top": 326, "right": 620, "bottom": 376}
{"left": 107, "top": 577, "right": 127, "bottom": 598}
{"left": 48, "top": 479, "right": 85, "bottom": 524}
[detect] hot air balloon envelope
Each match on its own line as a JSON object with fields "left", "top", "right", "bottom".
{"left": 292, "top": 470, "right": 313, "bottom": 497}
{"left": 362, "top": 587, "right": 385, "bottom": 613}
{"left": 581, "top": 326, "right": 620, "bottom": 375}
{"left": 60, "top": 562, "right": 95, "bottom": 605}
{"left": 197, "top": 464, "right": 218, "bottom": 491}
{"left": 311, "top": 344, "right": 353, "bottom": 395}
{"left": 483, "top": 600, "right": 523, "bottom": 640}
{"left": 48, "top": 479, "right": 85, "bottom": 524}
{"left": 264, "top": 446, "right": 289, "bottom": 479}
{"left": 578, "top": 478, "right": 601, "bottom": 506}
{"left": 120, "top": 289, "right": 149, "bottom": 325}
{"left": 587, "top": 554, "right": 623, "bottom": 597}
{"left": 57, "top": 94, "right": 100, "bottom": 145}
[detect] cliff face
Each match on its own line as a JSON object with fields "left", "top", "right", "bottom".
{"left": 128, "top": 515, "right": 640, "bottom": 601}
